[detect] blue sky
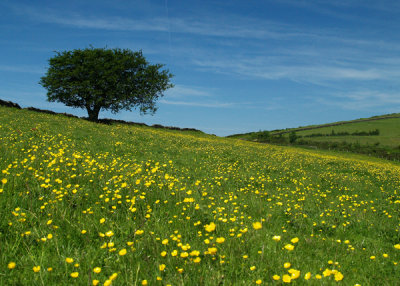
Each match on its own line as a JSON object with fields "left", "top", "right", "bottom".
{"left": 1, "top": 0, "right": 400, "bottom": 136}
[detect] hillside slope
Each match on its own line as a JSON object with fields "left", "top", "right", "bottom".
{"left": 229, "top": 113, "right": 400, "bottom": 160}
{"left": 1, "top": 106, "right": 400, "bottom": 285}
{"left": 229, "top": 113, "right": 400, "bottom": 139}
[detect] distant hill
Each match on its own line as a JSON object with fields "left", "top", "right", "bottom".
{"left": 228, "top": 113, "right": 400, "bottom": 160}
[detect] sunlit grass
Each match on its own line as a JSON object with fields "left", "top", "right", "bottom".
{"left": 1, "top": 106, "right": 400, "bottom": 285}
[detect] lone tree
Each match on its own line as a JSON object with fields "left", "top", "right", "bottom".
{"left": 40, "top": 47, "right": 173, "bottom": 121}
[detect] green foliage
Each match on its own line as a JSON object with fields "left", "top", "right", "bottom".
{"left": 289, "top": 131, "right": 297, "bottom": 144}
{"left": 40, "top": 47, "right": 173, "bottom": 120}
{"left": 256, "top": 131, "right": 270, "bottom": 140}
{"left": 304, "top": 129, "right": 380, "bottom": 138}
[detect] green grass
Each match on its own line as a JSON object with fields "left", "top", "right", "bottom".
{"left": 1, "top": 106, "right": 400, "bottom": 285}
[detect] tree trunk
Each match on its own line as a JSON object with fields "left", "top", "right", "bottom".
{"left": 87, "top": 105, "right": 101, "bottom": 121}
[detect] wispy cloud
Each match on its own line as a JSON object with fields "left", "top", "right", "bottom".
{"left": 317, "top": 90, "right": 400, "bottom": 110}
{"left": 22, "top": 9, "right": 169, "bottom": 32}
{"left": 165, "top": 85, "right": 214, "bottom": 99}
{"left": 10, "top": 3, "right": 362, "bottom": 42}
{"left": 192, "top": 57, "right": 391, "bottom": 85}
{"left": 0, "top": 64, "right": 45, "bottom": 74}
{"left": 159, "top": 99, "right": 235, "bottom": 108}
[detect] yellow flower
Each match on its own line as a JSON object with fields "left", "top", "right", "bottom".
{"left": 334, "top": 272, "right": 344, "bottom": 281}
{"left": 110, "top": 273, "right": 118, "bottom": 280}
{"left": 284, "top": 244, "right": 294, "bottom": 251}
{"left": 162, "top": 239, "right": 169, "bottom": 245}
{"left": 207, "top": 247, "right": 218, "bottom": 255}
{"left": 250, "top": 266, "right": 256, "bottom": 271}
{"left": 289, "top": 269, "right": 300, "bottom": 279}
{"left": 70, "top": 272, "right": 79, "bottom": 278}
{"left": 47, "top": 267, "right": 53, "bottom": 272}
{"left": 394, "top": 244, "right": 400, "bottom": 250}
{"left": 272, "top": 275, "right": 280, "bottom": 281}
{"left": 370, "top": 256, "right": 376, "bottom": 260}
{"left": 256, "top": 279, "right": 262, "bottom": 284}
{"left": 81, "top": 230, "right": 87, "bottom": 234}
{"left": 161, "top": 251, "right": 167, "bottom": 257}
{"left": 304, "top": 272, "right": 311, "bottom": 280}
{"left": 282, "top": 274, "right": 291, "bottom": 283}
{"left": 190, "top": 250, "right": 200, "bottom": 256}
{"left": 159, "top": 264, "right": 166, "bottom": 271}
{"left": 204, "top": 222, "right": 216, "bottom": 232}
{"left": 142, "top": 280, "right": 148, "bottom": 285}
{"left": 99, "top": 218, "right": 105, "bottom": 224}
{"left": 290, "top": 237, "right": 299, "bottom": 244}
{"left": 180, "top": 252, "right": 189, "bottom": 258}
{"left": 216, "top": 237, "right": 225, "bottom": 243}
{"left": 323, "top": 269, "right": 332, "bottom": 277}
{"left": 1, "top": 178, "right": 7, "bottom": 184}
{"left": 119, "top": 248, "right": 127, "bottom": 256}
{"left": 65, "top": 257, "right": 74, "bottom": 263}
{"left": 33, "top": 266, "right": 41, "bottom": 272}
{"left": 135, "top": 229, "right": 144, "bottom": 235}
{"left": 8, "top": 262, "right": 16, "bottom": 269}
{"left": 92, "top": 280, "right": 100, "bottom": 286}
{"left": 284, "top": 262, "right": 291, "bottom": 268}
{"left": 193, "top": 257, "right": 201, "bottom": 263}
{"left": 93, "top": 267, "right": 101, "bottom": 273}
{"left": 104, "top": 280, "right": 112, "bottom": 286}
{"left": 272, "top": 235, "right": 281, "bottom": 242}
{"left": 105, "top": 230, "right": 114, "bottom": 237}
{"left": 252, "top": 222, "right": 262, "bottom": 230}
{"left": 171, "top": 250, "right": 178, "bottom": 256}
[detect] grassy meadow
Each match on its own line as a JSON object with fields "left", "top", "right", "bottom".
{"left": 1, "top": 106, "right": 400, "bottom": 285}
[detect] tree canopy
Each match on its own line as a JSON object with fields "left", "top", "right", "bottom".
{"left": 40, "top": 47, "right": 173, "bottom": 121}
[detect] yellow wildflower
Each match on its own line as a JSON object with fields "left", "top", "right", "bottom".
{"left": 8, "top": 262, "right": 16, "bottom": 269}
{"left": 252, "top": 222, "right": 262, "bottom": 230}
{"left": 204, "top": 222, "right": 216, "bottom": 232}
{"left": 65, "top": 257, "right": 74, "bottom": 263}
{"left": 284, "top": 244, "right": 294, "bottom": 251}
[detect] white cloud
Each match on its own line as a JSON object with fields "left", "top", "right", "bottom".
{"left": 317, "top": 90, "right": 400, "bottom": 110}
{"left": 165, "top": 85, "right": 214, "bottom": 99}
{"left": 192, "top": 57, "right": 389, "bottom": 84}
{"left": 11, "top": 3, "right": 362, "bottom": 42}
{"left": 0, "top": 64, "right": 44, "bottom": 74}
{"left": 159, "top": 99, "right": 235, "bottom": 108}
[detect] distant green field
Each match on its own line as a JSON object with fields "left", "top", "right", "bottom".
{"left": 229, "top": 114, "right": 400, "bottom": 160}
{"left": 287, "top": 117, "right": 400, "bottom": 148}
